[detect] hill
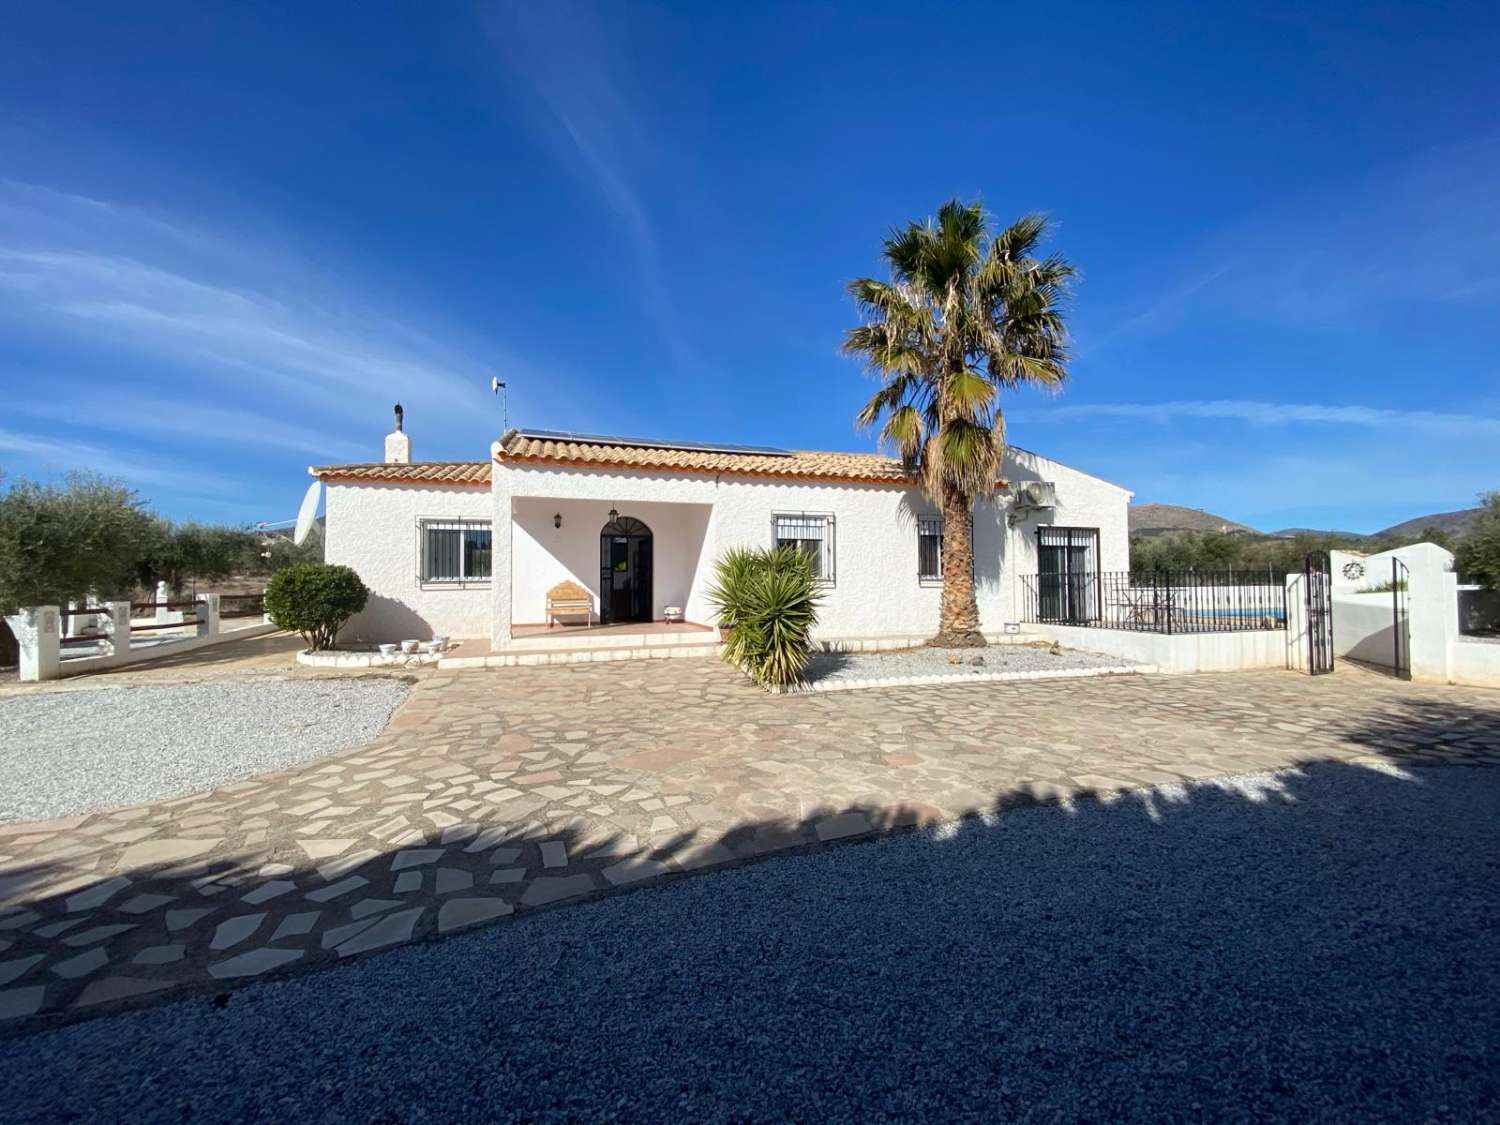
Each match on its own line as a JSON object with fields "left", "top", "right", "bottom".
{"left": 1371, "top": 507, "right": 1481, "bottom": 540}
{"left": 1129, "top": 503, "right": 1258, "bottom": 536}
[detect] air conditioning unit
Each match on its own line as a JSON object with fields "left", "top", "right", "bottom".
{"left": 1011, "top": 480, "right": 1057, "bottom": 510}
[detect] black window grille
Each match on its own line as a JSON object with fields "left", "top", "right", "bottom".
{"left": 420, "top": 519, "right": 492, "bottom": 582}
{"left": 773, "top": 513, "right": 834, "bottom": 582}
{"left": 918, "top": 517, "right": 943, "bottom": 581}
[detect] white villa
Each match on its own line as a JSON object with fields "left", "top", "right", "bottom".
{"left": 311, "top": 411, "right": 1132, "bottom": 652}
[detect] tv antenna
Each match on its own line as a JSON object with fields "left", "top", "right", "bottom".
{"left": 490, "top": 377, "right": 508, "bottom": 430}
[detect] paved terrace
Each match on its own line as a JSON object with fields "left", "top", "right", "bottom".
{"left": 2, "top": 657, "right": 1498, "bottom": 1030}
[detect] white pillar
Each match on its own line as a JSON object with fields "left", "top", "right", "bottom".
{"left": 7, "top": 607, "right": 61, "bottom": 683}
{"left": 196, "top": 593, "right": 221, "bottom": 640}
{"left": 103, "top": 601, "right": 131, "bottom": 658}
{"left": 1408, "top": 570, "right": 1459, "bottom": 682}
{"left": 1283, "top": 573, "right": 1307, "bottom": 673}
{"left": 492, "top": 488, "right": 512, "bottom": 648}
{"left": 155, "top": 581, "right": 171, "bottom": 623}
{"left": 489, "top": 443, "right": 512, "bottom": 649}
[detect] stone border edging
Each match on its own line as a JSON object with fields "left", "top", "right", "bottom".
{"left": 785, "top": 663, "right": 1158, "bottom": 694}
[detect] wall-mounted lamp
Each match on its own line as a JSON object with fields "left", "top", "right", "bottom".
{"left": 553, "top": 513, "right": 562, "bottom": 530}
{"left": 608, "top": 507, "right": 619, "bottom": 522}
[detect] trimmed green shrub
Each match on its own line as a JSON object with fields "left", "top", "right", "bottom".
{"left": 707, "top": 545, "right": 821, "bottom": 688}
{"left": 264, "top": 563, "right": 369, "bottom": 650}
{"left": 1455, "top": 491, "right": 1500, "bottom": 591}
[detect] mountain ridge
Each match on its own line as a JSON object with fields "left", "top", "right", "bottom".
{"left": 1130, "top": 503, "right": 1483, "bottom": 540}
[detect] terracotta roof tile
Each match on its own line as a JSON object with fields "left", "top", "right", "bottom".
{"left": 310, "top": 462, "right": 490, "bottom": 485}
{"left": 498, "top": 432, "right": 915, "bottom": 484}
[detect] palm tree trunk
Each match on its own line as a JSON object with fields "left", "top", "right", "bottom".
{"left": 932, "top": 480, "right": 985, "bottom": 647}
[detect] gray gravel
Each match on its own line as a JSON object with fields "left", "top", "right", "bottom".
{"left": 804, "top": 643, "right": 1137, "bottom": 684}
{"left": 4, "top": 762, "right": 1496, "bottom": 1122}
{"left": 0, "top": 679, "right": 409, "bottom": 823}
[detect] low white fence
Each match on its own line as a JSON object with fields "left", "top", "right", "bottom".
{"left": 5, "top": 594, "right": 278, "bottom": 682}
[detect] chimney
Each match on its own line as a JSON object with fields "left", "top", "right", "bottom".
{"left": 384, "top": 402, "right": 411, "bottom": 464}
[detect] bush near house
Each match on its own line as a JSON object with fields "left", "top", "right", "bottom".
{"left": 264, "top": 563, "right": 369, "bottom": 651}
{"left": 707, "top": 545, "right": 821, "bottom": 688}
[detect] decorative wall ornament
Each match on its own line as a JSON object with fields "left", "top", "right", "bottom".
{"left": 1341, "top": 560, "right": 1365, "bottom": 581}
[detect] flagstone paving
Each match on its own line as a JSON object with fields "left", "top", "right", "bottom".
{"left": 1, "top": 659, "right": 1497, "bottom": 1030}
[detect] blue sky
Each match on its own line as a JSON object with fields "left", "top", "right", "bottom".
{"left": 0, "top": 1, "right": 1496, "bottom": 533}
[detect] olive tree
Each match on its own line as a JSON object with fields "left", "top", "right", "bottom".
{"left": 0, "top": 471, "right": 154, "bottom": 616}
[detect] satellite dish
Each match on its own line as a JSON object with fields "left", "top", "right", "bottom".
{"left": 293, "top": 480, "right": 323, "bottom": 546}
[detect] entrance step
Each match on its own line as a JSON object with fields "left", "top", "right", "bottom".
{"left": 502, "top": 628, "right": 715, "bottom": 651}
{"left": 439, "top": 641, "right": 720, "bottom": 669}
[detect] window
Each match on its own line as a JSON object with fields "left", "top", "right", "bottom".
{"left": 918, "top": 517, "right": 943, "bottom": 582}
{"left": 773, "top": 512, "right": 834, "bottom": 582}
{"left": 419, "top": 519, "right": 492, "bottom": 583}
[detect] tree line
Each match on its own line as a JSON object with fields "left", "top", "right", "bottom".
{"left": 1129, "top": 491, "right": 1499, "bottom": 589}
{"left": 0, "top": 470, "right": 320, "bottom": 618}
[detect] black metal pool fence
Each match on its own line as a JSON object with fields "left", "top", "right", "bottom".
{"left": 1021, "top": 569, "right": 1288, "bottom": 635}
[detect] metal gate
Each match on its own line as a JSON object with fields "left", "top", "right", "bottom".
{"left": 1304, "top": 552, "right": 1334, "bottom": 675}
{"left": 1391, "top": 557, "right": 1411, "bottom": 679}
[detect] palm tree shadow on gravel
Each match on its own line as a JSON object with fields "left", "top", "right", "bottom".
{"left": 0, "top": 700, "right": 1498, "bottom": 1121}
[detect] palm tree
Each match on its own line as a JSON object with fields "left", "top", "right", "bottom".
{"left": 843, "top": 199, "right": 1074, "bottom": 647}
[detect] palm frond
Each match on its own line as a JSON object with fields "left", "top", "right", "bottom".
{"left": 845, "top": 201, "right": 1072, "bottom": 504}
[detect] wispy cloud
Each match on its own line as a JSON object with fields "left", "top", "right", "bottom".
{"left": 0, "top": 427, "right": 242, "bottom": 500}
{"left": 11, "top": 388, "right": 367, "bottom": 461}
{"left": 0, "top": 182, "right": 537, "bottom": 442}
{"left": 1016, "top": 398, "right": 1500, "bottom": 438}
{"left": 485, "top": 1, "right": 693, "bottom": 373}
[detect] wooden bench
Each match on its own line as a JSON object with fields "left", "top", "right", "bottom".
{"left": 545, "top": 581, "right": 595, "bottom": 628}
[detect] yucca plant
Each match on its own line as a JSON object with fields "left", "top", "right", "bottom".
{"left": 707, "top": 545, "right": 821, "bottom": 688}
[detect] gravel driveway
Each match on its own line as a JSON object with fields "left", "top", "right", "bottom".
{"left": 4, "top": 762, "right": 1495, "bottom": 1122}
{"left": 0, "top": 679, "right": 409, "bottom": 823}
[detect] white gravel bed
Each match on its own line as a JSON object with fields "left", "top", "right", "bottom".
{"left": 0, "top": 678, "right": 409, "bottom": 824}
{"left": 802, "top": 644, "right": 1143, "bottom": 689}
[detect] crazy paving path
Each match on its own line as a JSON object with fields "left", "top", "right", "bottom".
{"left": 2, "top": 660, "right": 1498, "bottom": 1030}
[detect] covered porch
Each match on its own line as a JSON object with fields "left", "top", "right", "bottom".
{"left": 501, "top": 495, "right": 717, "bottom": 645}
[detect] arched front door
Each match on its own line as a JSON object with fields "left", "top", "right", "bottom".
{"left": 600, "top": 516, "right": 653, "bottom": 624}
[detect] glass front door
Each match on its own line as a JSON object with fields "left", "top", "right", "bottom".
{"left": 599, "top": 517, "right": 653, "bottom": 624}
{"left": 1036, "top": 527, "right": 1099, "bottom": 624}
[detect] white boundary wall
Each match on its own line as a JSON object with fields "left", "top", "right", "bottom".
{"left": 1450, "top": 640, "right": 1500, "bottom": 688}
{"left": 1031, "top": 621, "right": 1290, "bottom": 673}
{"left": 1327, "top": 543, "right": 1499, "bottom": 687}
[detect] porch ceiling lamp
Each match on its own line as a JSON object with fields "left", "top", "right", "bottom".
{"left": 553, "top": 512, "right": 562, "bottom": 529}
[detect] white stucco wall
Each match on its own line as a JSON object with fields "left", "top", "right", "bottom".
{"left": 1035, "top": 622, "right": 1290, "bottom": 672}
{"left": 1450, "top": 639, "right": 1500, "bottom": 688}
{"left": 511, "top": 497, "right": 714, "bottom": 626}
{"left": 323, "top": 480, "right": 492, "bottom": 641}
{"left": 490, "top": 449, "right": 1131, "bottom": 645}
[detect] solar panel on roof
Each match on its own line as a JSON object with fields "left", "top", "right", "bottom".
{"left": 514, "top": 428, "right": 793, "bottom": 457}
